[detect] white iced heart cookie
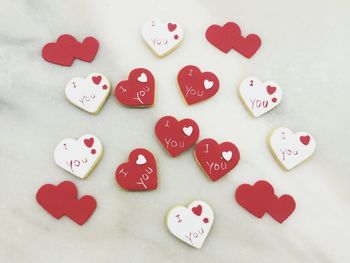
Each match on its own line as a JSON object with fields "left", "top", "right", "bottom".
{"left": 65, "top": 73, "right": 110, "bottom": 114}
{"left": 54, "top": 134, "right": 103, "bottom": 179}
{"left": 238, "top": 77, "right": 282, "bottom": 117}
{"left": 268, "top": 127, "right": 316, "bottom": 170}
{"left": 142, "top": 19, "right": 184, "bottom": 57}
{"left": 166, "top": 200, "right": 214, "bottom": 249}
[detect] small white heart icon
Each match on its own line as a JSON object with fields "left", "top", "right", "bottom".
{"left": 204, "top": 79, "right": 214, "bottom": 90}
{"left": 183, "top": 126, "right": 193, "bottom": 136}
{"left": 136, "top": 154, "right": 147, "bottom": 165}
{"left": 137, "top": 73, "right": 147, "bottom": 83}
{"left": 222, "top": 151, "right": 232, "bottom": 161}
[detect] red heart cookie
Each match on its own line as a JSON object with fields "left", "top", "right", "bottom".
{"left": 115, "top": 148, "right": 157, "bottom": 191}
{"left": 235, "top": 181, "right": 275, "bottom": 218}
{"left": 194, "top": 138, "right": 240, "bottom": 181}
{"left": 177, "top": 65, "right": 219, "bottom": 105}
{"left": 266, "top": 194, "right": 296, "bottom": 224}
{"left": 205, "top": 22, "right": 261, "bottom": 58}
{"left": 42, "top": 34, "right": 99, "bottom": 66}
{"left": 115, "top": 68, "right": 155, "bottom": 107}
{"left": 36, "top": 181, "right": 96, "bottom": 225}
{"left": 155, "top": 116, "right": 200, "bottom": 157}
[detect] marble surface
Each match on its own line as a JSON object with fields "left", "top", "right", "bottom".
{"left": 1, "top": 0, "right": 350, "bottom": 262}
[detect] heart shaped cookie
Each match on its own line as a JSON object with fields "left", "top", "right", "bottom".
{"left": 142, "top": 19, "right": 184, "bottom": 57}
{"left": 115, "top": 68, "right": 155, "bottom": 107}
{"left": 155, "top": 116, "right": 200, "bottom": 157}
{"left": 238, "top": 77, "right": 282, "bottom": 117}
{"left": 54, "top": 134, "right": 103, "bottom": 179}
{"left": 268, "top": 127, "right": 316, "bottom": 170}
{"left": 36, "top": 181, "right": 96, "bottom": 225}
{"left": 115, "top": 148, "right": 157, "bottom": 191}
{"left": 194, "top": 138, "right": 240, "bottom": 181}
{"left": 177, "top": 65, "right": 219, "bottom": 105}
{"left": 65, "top": 73, "right": 110, "bottom": 113}
{"left": 166, "top": 200, "right": 214, "bottom": 249}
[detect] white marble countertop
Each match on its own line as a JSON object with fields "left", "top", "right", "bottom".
{"left": 1, "top": 0, "right": 350, "bottom": 262}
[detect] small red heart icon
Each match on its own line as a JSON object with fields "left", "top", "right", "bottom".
{"left": 203, "top": 217, "right": 209, "bottom": 224}
{"left": 91, "top": 149, "right": 96, "bottom": 155}
{"left": 266, "top": 85, "right": 276, "bottom": 95}
{"left": 155, "top": 116, "right": 200, "bottom": 157}
{"left": 102, "top": 84, "right": 108, "bottom": 90}
{"left": 92, "top": 75, "right": 102, "bottom": 85}
{"left": 174, "top": 34, "right": 179, "bottom": 40}
{"left": 272, "top": 97, "right": 277, "bottom": 103}
{"left": 192, "top": 205, "right": 202, "bottom": 216}
{"left": 266, "top": 195, "right": 296, "bottom": 224}
{"left": 115, "top": 148, "right": 157, "bottom": 191}
{"left": 168, "top": 23, "right": 177, "bottom": 32}
{"left": 84, "top": 137, "right": 94, "bottom": 148}
{"left": 300, "top": 135, "right": 310, "bottom": 145}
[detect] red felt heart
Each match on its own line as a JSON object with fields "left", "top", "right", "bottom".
{"left": 115, "top": 68, "right": 155, "bottom": 107}
{"left": 205, "top": 22, "right": 261, "bottom": 58}
{"left": 266, "top": 194, "right": 296, "bottom": 224}
{"left": 168, "top": 23, "right": 177, "bottom": 32}
{"left": 155, "top": 116, "right": 200, "bottom": 157}
{"left": 115, "top": 148, "right": 157, "bottom": 191}
{"left": 177, "top": 65, "right": 220, "bottom": 105}
{"left": 300, "top": 135, "right": 310, "bottom": 145}
{"left": 36, "top": 181, "right": 96, "bottom": 225}
{"left": 42, "top": 34, "right": 99, "bottom": 66}
{"left": 192, "top": 205, "right": 202, "bottom": 216}
{"left": 266, "top": 85, "right": 276, "bottom": 95}
{"left": 194, "top": 138, "right": 240, "bottom": 181}
{"left": 235, "top": 181, "right": 275, "bottom": 218}
{"left": 92, "top": 75, "right": 102, "bottom": 85}
{"left": 84, "top": 137, "right": 94, "bottom": 148}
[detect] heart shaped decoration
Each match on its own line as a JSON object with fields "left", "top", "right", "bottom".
{"left": 194, "top": 138, "right": 240, "bottom": 181}
{"left": 36, "top": 181, "right": 97, "bottom": 225}
{"left": 115, "top": 148, "right": 157, "bottom": 191}
{"left": 166, "top": 200, "right": 214, "bottom": 249}
{"left": 238, "top": 77, "right": 282, "bottom": 117}
{"left": 177, "top": 65, "right": 219, "bottom": 105}
{"left": 235, "top": 180, "right": 296, "bottom": 223}
{"left": 115, "top": 68, "right": 155, "bottom": 107}
{"left": 142, "top": 19, "right": 184, "bottom": 57}
{"left": 268, "top": 127, "right": 316, "bottom": 170}
{"left": 205, "top": 22, "right": 261, "bottom": 58}
{"left": 54, "top": 134, "right": 103, "bottom": 179}
{"left": 155, "top": 116, "right": 200, "bottom": 157}
{"left": 42, "top": 34, "right": 99, "bottom": 66}
{"left": 65, "top": 73, "right": 110, "bottom": 113}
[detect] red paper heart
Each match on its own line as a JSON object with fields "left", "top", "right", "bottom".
{"left": 177, "top": 65, "right": 219, "bottom": 105}
{"left": 300, "top": 135, "right": 310, "bottom": 145}
{"left": 194, "top": 138, "right": 240, "bottom": 181}
{"left": 192, "top": 205, "right": 202, "bottom": 216}
{"left": 115, "top": 148, "right": 157, "bottom": 191}
{"left": 92, "top": 75, "right": 102, "bottom": 85}
{"left": 168, "top": 23, "right": 177, "bottom": 32}
{"left": 266, "top": 85, "right": 276, "bottom": 95}
{"left": 205, "top": 22, "right": 261, "bottom": 58}
{"left": 42, "top": 34, "right": 99, "bottom": 66}
{"left": 266, "top": 195, "right": 296, "bottom": 223}
{"left": 84, "top": 137, "right": 94, "bottom": 148}
{"left": 36, "top": 181, "right": 96, "bottom": 225}
{"left": 235, "top": 181, "right": 275, "bottom": 218}
{"left": 155, "top": 116, "right": 200, "bottom": 157}
{"left": 115, "top": 68, "right": 155, "bottom": 107}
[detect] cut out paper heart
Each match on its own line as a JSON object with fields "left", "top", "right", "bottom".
{"left": 238, "top": 77, "right": 282, "bottom": 117}
{"left": 115, "top": 148, "right": 157, "bottom": 191}
{"left": 115, "top": 68, "right": 155, "bottom": 107}
{"left": 54, "top": 134, "right": 103, "bottom": 179}
{"left": 42, "top": 34, "right": 99, "bottom": 66}
{"left": 194, "top": 138, "right": 240, "bottom": 181}
{"left": 65, "top": 73, "right": 110, "bottom": 114}
{"left": 142, "top": 19, "right": 184, "bottom": 57}
{"left": 155, "top": 116, "right": 200, "bottom": 157}
{"left": 36, "top": 181, "right": 96, "bottom": 225}
{"left": 235, "top": 180, "right": 296, "bottom": 223}
{"left": 268, "top": 127, "right": 316, "bottom": 170}
{"left": 205, "top": 22, "right": 261, "bottom": 58}
{"left": 177, "top": 65, "right": 219, "bottom": 105}
{"left": 166, "top": 200, "right": 214, "bottom": 249}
